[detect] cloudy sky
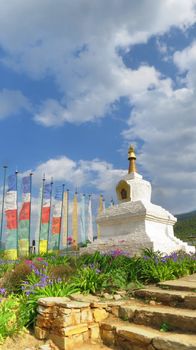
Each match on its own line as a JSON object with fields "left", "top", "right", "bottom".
{"left": 0, "top": 0, "right": 196, "bottom": 214}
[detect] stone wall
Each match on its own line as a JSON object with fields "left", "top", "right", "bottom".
{"left": 35, "top": 296, "right": 109, "bottom": 350}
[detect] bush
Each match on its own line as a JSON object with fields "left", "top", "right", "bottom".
{"left": 71, "top": 266, "right": 108, "bottom": 294}
{"left": 0, "top": 296, "right": 22, "bottom": 343}
{"left": 2, "top": 261, "right": 32, "bottom": 293}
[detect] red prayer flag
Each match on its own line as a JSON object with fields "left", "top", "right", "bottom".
{"left": 19, "top": 202, "right": 30, "bottom": 221}
{"left": 52, "top": 217, "right": 61, "bottom": 234}
{"left": 41, "top": 207, "right": 50, "bottom": 224}
{"left": 5, "top": 210, "right": 17, "bottom": 230}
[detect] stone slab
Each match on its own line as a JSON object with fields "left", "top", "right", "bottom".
{"left": 134, "top": 287, "right": 196, "bottom": 309}
{"left": 158, "top": 274, "right": 196, "bottom": 292}
{"left": 100, "top": 318, "right": 196, "bottom": 350}
{"left": 38, "top": 297, "right": 70, "bottom": 307}
{"left": 119, "top": 303, "right": 196, "bottom": 333}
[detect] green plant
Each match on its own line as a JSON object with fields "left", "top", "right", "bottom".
{"left": 71, "top": 266, "right": 108, "bottom": 294}
{"left": 160, "top": 322, "right": 171, "bottom": 332}
{"left": 0, "top": 296, "right": 22, "bottom": 342}
{"left": 104, "top": 268, "right": 128, "bottom": 291}
{"left": 19, "top": 281, "right": 79, "bottom": 327}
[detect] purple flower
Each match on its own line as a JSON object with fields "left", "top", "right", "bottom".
{"left": 0, "top": 288, "right": 6, "bottom": 296}
{"left": 143, "top": 256, "right": 150, "bottom": 261}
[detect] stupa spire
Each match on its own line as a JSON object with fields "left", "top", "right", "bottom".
{"left": 128, "top": 145, "right": 137, "bottom": 173}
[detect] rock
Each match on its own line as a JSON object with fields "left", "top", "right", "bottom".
{"left": 149, "top": 300, "right": 156, "bottom": 306}
{"left": 93, "top": 309, "right": 109, "bottom": 322}
{"left": 81, "top": 308, "right": 93, "bottom": 323}
{"left": 100, "top": 329, "right": 115, "bottom": 347}
{"left": 35, "top": 326, "right": 49, "bottom": 340}
{"left": 153, "top": 335, "right": 196, "bottom": 350}
{"left": 103, "top": 293, "right": 113, "bottom": 300}
{"left": 38, "top": 297, "right": 70, "bottom": 307}
{"left": 39, "top": 345, "right": 51, "bottom": 350}
{"left": 50, "top": 334, "right": 74, "bottom": 350}
{"left": 113, "top": 294, "right": 122, "bottom": 301}
{"left": 37, "top": 305, "right": 54, "bottom": 315}
{"left": 119, "top": 306, "right": 136, "bottom": 321}
{"left": 70, "top": 293, "right": 100, "bottom": 303}
{"left": 89, "top": 323, "right": 100, "bottom": 340}
{"left": 91, "top": 301, "right": 108, "bottom": 308}
{"left": 116, "top": 290, "right": 127, "bottom": 296}
{"left": 64, "top": 324, "right": 88, "bottom": 336}
{"left": 59, "top": 301, "right": 90, "bottom": 308}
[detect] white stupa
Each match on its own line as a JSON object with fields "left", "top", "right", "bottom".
{"left": 81, "top": 146, "right": 195, "bottom": 256}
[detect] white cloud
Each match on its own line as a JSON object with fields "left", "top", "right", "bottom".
{"left": 0, "top": 89, "right": 30, "bottom": 119}
{"left": 122, "top": 40, "right": 196, "bottom": 213}
{"left": 0, "top": 0, "right": 195, "bottom": 125}
{"left": 23, "top": 154, "right": 126, "bottom": 197}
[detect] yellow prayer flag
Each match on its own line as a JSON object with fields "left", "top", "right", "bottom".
{"left": 62, "top": 191, "right": 68, "bottom": 248}
{"left": 72, "top": 192, "right": 78, "bottom": 248}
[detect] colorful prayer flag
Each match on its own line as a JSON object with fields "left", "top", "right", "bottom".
{"left": 50, "top": 186, "right": 63, "bottom": 251}
{"left": 62, "top": 190, "right": 69, "bottom": 248}
{"left": 72, "top": 192, "right": 78, "bottom": 248}
{"left": 18, "top": 175, "right": 31, "bottom": 256}
{"left": 87, "top": 195, "right": 93, "bottom": 243}
{"left": 80, "top": 194, "right": 86, "bottom": 244}
{"left": 4, "top": 173, "right": 18, "bottom": 259}
{"left": 39, "top": 182, "right": 52, "bottom": 253}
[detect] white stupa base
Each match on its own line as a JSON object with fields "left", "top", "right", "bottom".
{"left": 81, "top": 201, "right": 195, "bottom": 256}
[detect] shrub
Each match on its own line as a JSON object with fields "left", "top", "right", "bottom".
{"left": 48, "top": 264, "right": 76, "bottom": 281}
{"left": 20, "top": 279, "right": 79, "bottom": 326}
{"left": 0, "top": 296, "right": 22, "bottom": 342}
{"left": 2, "top": 261, "right": 32, "bottom": 293}
{"left": 71, "top": 266, "right": 108, "bottom": 294}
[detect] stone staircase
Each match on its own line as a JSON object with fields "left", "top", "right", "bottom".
{"left": 100, "top": 274, "right": 196, "bottom": 349}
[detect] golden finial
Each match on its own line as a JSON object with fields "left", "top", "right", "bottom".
{"left": 128, "top": 145, "right": 137, "bottom": 173}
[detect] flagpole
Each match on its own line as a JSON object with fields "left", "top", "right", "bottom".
{"left": 0, "top": 165, "right": 7, "bottom": 249}
{"left": 47, "top": 178, "right": 53, "bottom": 253}
{"left": 29, "top": 173, "right": 33, "bottom": 255}
{"left": 38, "top": 175, "right": 45, "bottom": 255}
{"left": 58, "top": 184, "right": 65, "bottom": 251}
{"left": 66, "top": 189, "right": 69, "bottom": 250}
{"left": 15, "top": 170, "right": 19, "bottom": 258}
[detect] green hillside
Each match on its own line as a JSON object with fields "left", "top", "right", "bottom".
{"left": 174, "top": 210, "right": 196, "bottom": 246}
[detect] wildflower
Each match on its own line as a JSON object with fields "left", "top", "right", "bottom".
{"left": 143, "top": 256, "right": 150, "bottom": 261}
{"left": 0, "top": 288, "right": 6, "bottom": 296}
{"left": 36, "top": 257, "right": 44, "bottom": 261}
{"left": 25, "top": 260, "right": 33, "bottom": 265}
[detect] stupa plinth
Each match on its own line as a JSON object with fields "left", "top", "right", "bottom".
{"left": 82, "top": 146, "right": 195, "bottom": 256}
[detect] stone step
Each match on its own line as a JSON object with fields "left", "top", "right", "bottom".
{"left": 134, "top": 286, "right": 196, "bottom": 309}
{"left": 158, "top": 275, "right": 196, "bottom": 292}
{"left": 118, "top": 302, "right": 196, "bottom": 333}
{"left": 100, "top": 317, "right": 196, "bottom": 350}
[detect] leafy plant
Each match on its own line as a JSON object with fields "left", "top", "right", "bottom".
{"left": 160, "top": 322, "right": 171, "bottom": 332}
{"left": 71, "top": 266, "right": 108, "bottom": 294}
{"left": 0, "top": 296, "right": 22, "bottom": 342}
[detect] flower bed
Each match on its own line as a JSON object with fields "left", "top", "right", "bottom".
{"left": 0, "top": 248, "right": 195, "bottom": 343}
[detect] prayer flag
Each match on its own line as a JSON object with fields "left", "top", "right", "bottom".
{"left": 87, "top": 195, "right": 93, "bottom": 243}
{"left": 4, "top": 173, "right": 18, "bottom": 259}
{"left": 18, "top": 175, "right": 31, "bottom": 256}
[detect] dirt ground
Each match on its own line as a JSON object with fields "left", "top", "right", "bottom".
{"left": 0, "top": 331, "right": 45, "bottom": 350}
{"left": 0, "top": 332, "right": 112, "bottom": 350}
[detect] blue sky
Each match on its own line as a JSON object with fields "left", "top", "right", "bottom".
{"left": 0, "top": 0, "right": 196, "bottom": 214}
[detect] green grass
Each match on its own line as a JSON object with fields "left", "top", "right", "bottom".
{"left": 174, "top": 211, "right": 196, "bottom": 245}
